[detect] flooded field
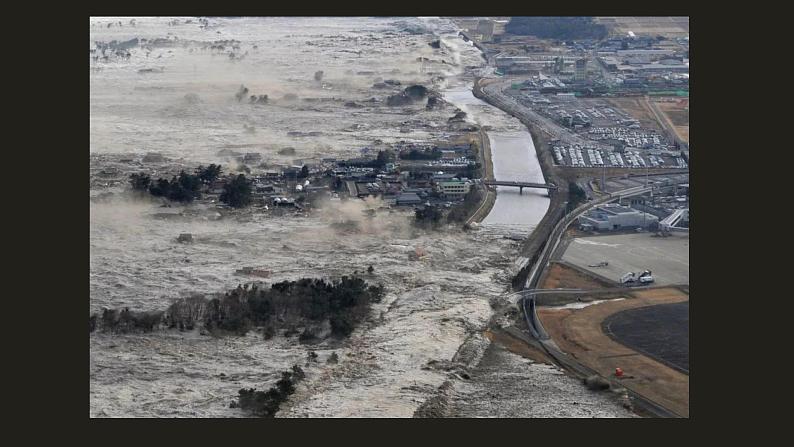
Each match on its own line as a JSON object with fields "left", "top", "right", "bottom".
{"left": 90, "top": 17, "right": 630, "bottom": 418}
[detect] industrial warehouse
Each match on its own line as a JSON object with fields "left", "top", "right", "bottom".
{"left": 578, "top": 203, "right": 658, "bottom": 232}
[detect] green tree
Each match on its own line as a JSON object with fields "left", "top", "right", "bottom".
{"left": 220, "top": 174, "right": 253, "bottom": 208}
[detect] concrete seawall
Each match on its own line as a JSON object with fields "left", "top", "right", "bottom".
{"left": 465, "top": 128, "right": 496, "bottom": 226}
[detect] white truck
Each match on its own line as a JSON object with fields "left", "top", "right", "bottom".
{"left": 638, "top": 270, "right": 655, "bottom": 284}
{"left": 620, "top": 270, "right": 654, "bottom": 285}
{"left": 620, "top": 272, "right": 637, "bottom": 284}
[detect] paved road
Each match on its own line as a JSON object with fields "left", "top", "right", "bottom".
{"left": 478, "top": 77, "right": 686, "bottom": 418}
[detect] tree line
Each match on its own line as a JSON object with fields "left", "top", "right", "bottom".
{"left": 414, "top": 186, "right": 484, "bottom": 229}
{"left": 91, "top": 275, "right": 385, "bottom": 340}
{"left": 130, "top": 164, "right": 253, "bottom": 208}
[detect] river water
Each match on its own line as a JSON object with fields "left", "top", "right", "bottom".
{"left": 430, "top": 21, "right": 549, "bottom": 234}
{"left": 439, "top": 87, "right": 550, "bottom": 235}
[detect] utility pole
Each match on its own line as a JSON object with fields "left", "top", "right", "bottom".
{"left": 645, "top": 165, "right": 649, "bottom": 188}
{"left": 644, "top": 165, "right": 649, "bottom": 229}
{"left": 601, "top": 161, "right": 606, "bottom": 195}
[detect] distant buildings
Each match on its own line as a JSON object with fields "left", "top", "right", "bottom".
{"left": 396, "top": 192, "right": 423, "bottom": 206}
{"left": 574, "top": 58, "right": 588, "bottom": 82}
{"left": 578, "top": 203, "right": 658, "bottom": 231}
{"left": 436, "top": 180, "right": 472, "bottom": 199}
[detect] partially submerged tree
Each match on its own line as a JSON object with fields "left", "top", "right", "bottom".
{"left": 129, "top": 173, "right": 151, "bottom": 192}
{"left": 374, "top": 149, "right": 394, "bottom": 169}
{"left": 143, "top": 171, "right": 202, "bottom": 203}
{"left": 234, "top": 85, "right": 249, "bottom": 102}
{"left": 196, "top": 164, "right": 223, "bottom": 184}
{"left": 415, "top": 205, "right": 444, "bottom": 229}
{"left": 298, "top": 165, "right": 310, "bottom": 179}
{"left": 234, "top": 365, "right": 306, "bottom": 417}
{"left": 220, "top": 174, "right": 253, "bottom": 208}
{"left": 148, "top": 178, "right": 172, "bottom": 197}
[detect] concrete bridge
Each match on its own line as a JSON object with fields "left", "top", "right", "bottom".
{"left": 484, "top": 180, "right": 558, "bottom": 194}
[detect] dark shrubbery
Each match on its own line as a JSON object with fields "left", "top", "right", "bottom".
{"left": 415, "top": 206, "right": 444, "bottom": 229}
{"left": 148, "top": 177, "right": 172, "bottom": 197}
{"left": 132, "top": 170, "right": 203, "bottom": 203}
{"left": 220, "top": 174, "right": 253, "bottom": 208}
{"left": 404, "top": 85, "right": 429, "bottom": 99}
{"left": 235, "top": 85, "right": 249, "bottom": 102}
{"left": 462, "top": 162, "right": 481, "bottom": 180}
{"left": 568, "top": 182, "right": 587, "bottom": 209}
{"left": 129, "top": 173, "right": 151, "bottom": 191}
{"left": 93, "top": 307, "right": 164, "bottom": 334}
{"left": 262, "top": 324, "right": 276, "bottom": 339}
{"left": 505, "top": 17, "right": 608, "bottom": 40}
{"left": 298, "top": 327, "right": 318, "bottom": 343}
{"left": 298, "top": 165, "right": 310, "bottom": 179}
{"left": 399, "top": 147, "right": 442, "bottom": 160}
{"left": 234, "top": 365, "right": 306, "bottom": 417}
{"left": 447, "top": 187, "right": 484, "bottom": 223}
{"left": 165, "top": 172, "right": 202, "bottom": 202}
{"left": 91, "top": 275, "right": 384, "bottom": 339}
{"left": 196, "top": 164, "right": 222, "bottom": 184}
{"left": 130, "top": 164, "right": 221, "bottom": 203}
{"left": 329, "top": 313, "right": 357, "bottom": 337}
{"left": 373, "top": 150, "right": 394, "bottom": 169}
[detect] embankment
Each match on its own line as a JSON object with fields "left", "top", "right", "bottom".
{"left": 473, "top": 78, "right": 570, "bottom": 290}
{"left": 465, "top": 128, "right": 496, "bottom": 226}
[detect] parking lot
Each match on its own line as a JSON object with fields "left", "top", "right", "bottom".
{"left": 602, "top": 172, "right": 688, "bottom": 193}
{"left": 561, "top": 232, "right": 689, "bottom": 286}
{"left": 504, "top": 88, "right": 688, "bottom": 170}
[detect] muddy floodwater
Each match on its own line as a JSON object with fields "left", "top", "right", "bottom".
{"left": 90, "top": 16, "right": 630, "bottom": 418}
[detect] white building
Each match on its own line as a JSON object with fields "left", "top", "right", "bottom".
{"left": 437, "top": 180, "right": 472, "bottom": 199}
{"left": 578, "top": 203, "right": 658, "bottom": 231}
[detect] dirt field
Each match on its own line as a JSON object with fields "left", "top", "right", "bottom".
{"left": 607, "top": 97, "right": 666, "bottom": 133}
{"left": 484, "top": 328, "right": 552, "bottom": 364}
{"left": 540, "top": 261, "right": 614, "bottom": 290}
{"left": 537, "top": 287, "right": 689, "bottom": 417}
{"left": 657, "top": 100, "right": 689, "bottom": 143}
{"left": 596, "top": 17, "right": 689, "bottom": 37}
